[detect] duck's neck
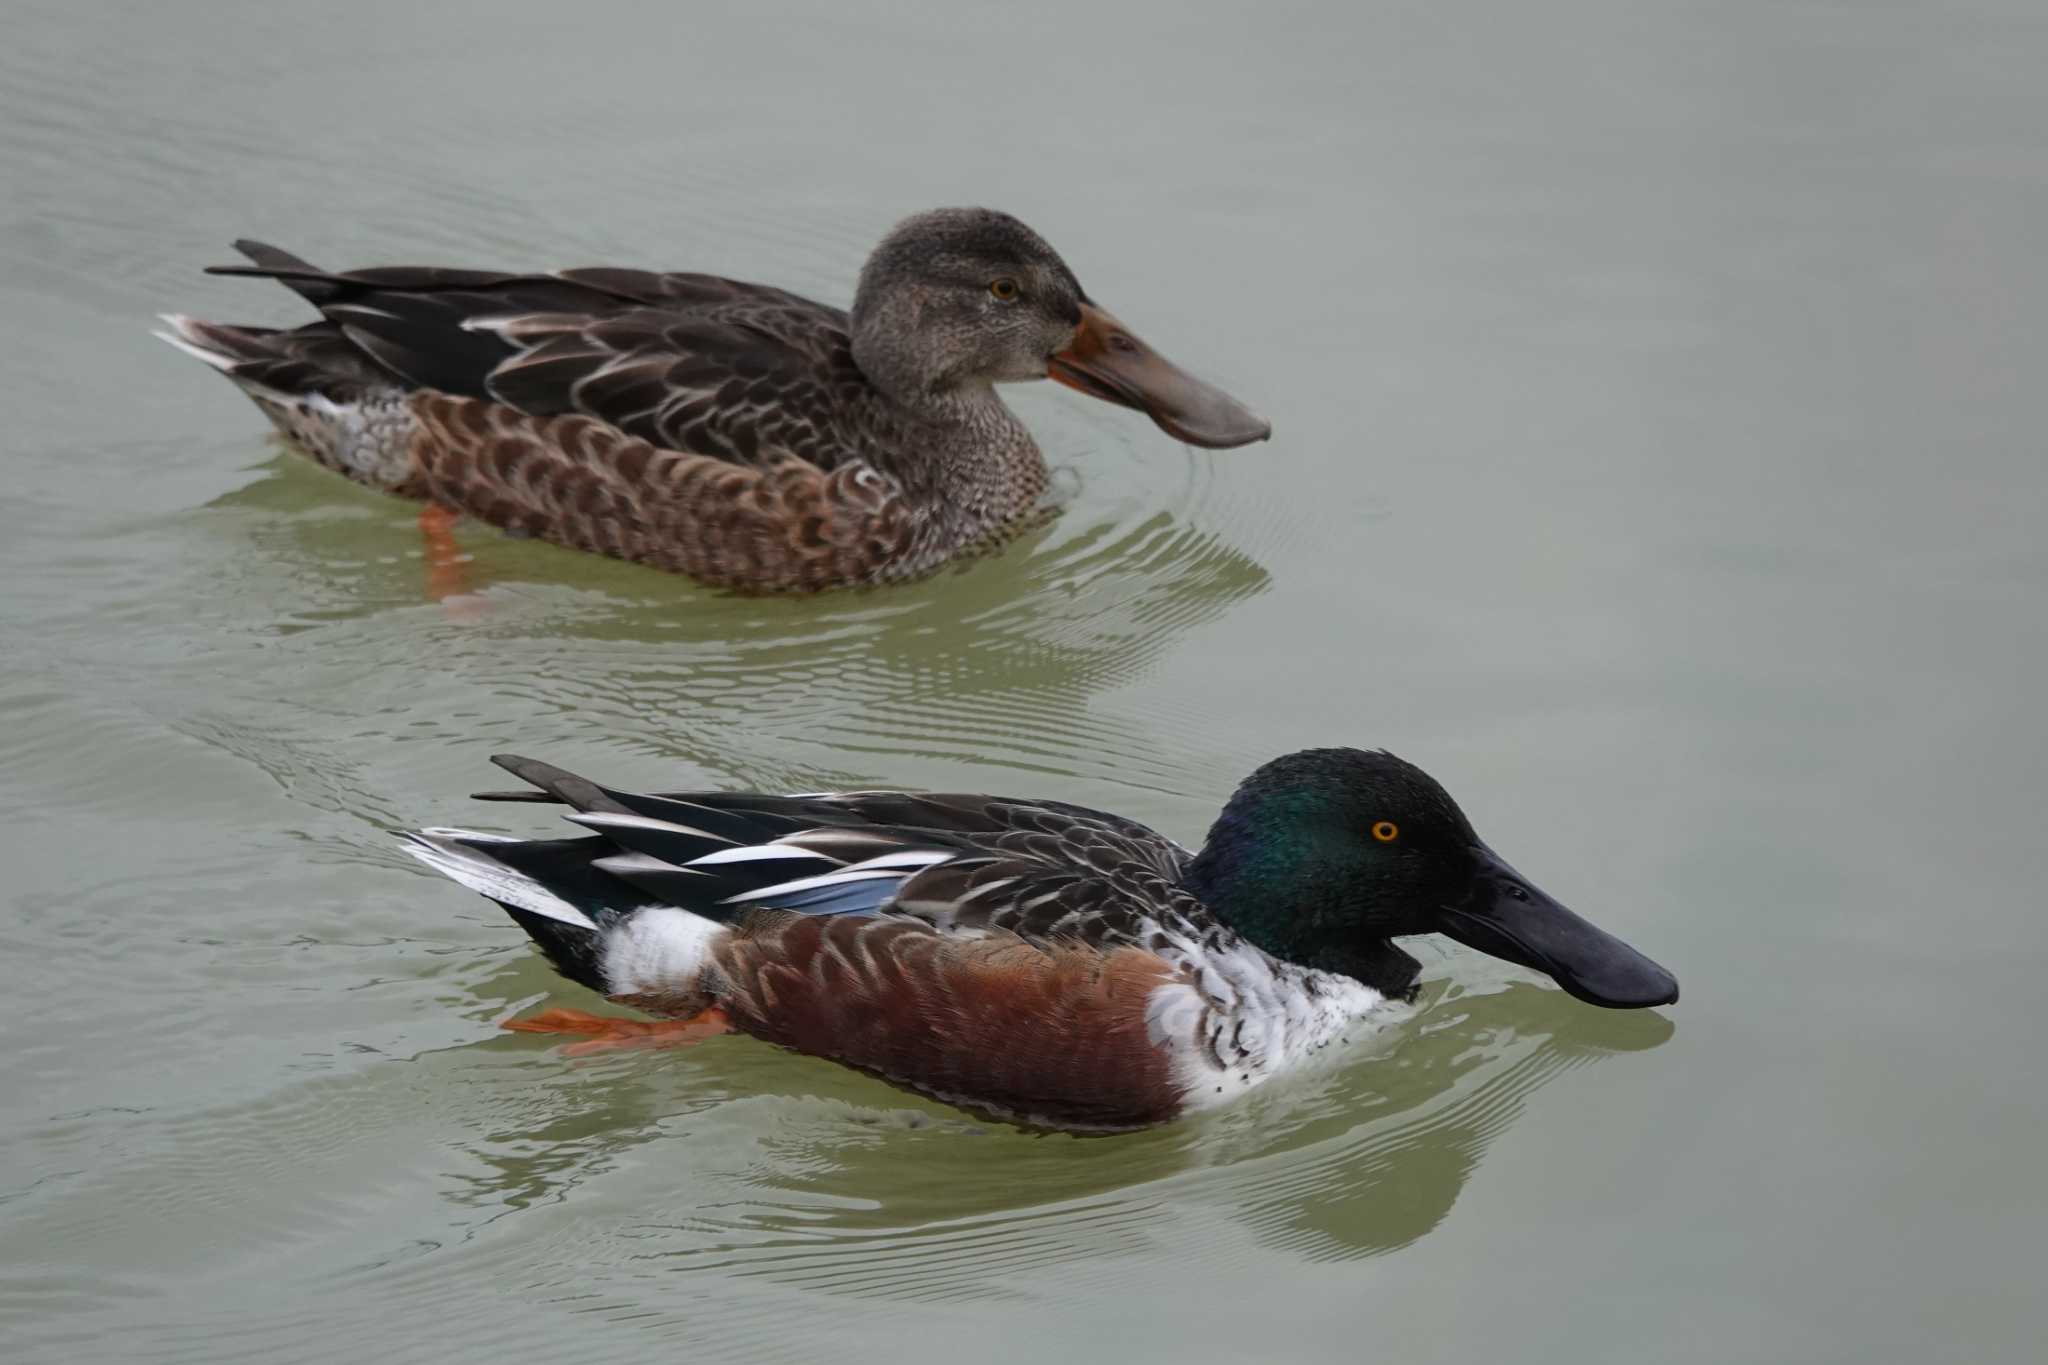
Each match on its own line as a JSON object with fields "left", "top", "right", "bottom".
{"left": 1183, "top": 832, "right": 1423, "bottom": 1001}
{"left": 871, "top": 379, "right": 1048, "bottom": 505}
{"left": 910, "top": 381, "right": 1029, "bottom": 448}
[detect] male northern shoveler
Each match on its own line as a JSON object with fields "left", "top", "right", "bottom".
{"left": 404, "top": 748, "right": 1678, "bottom": 1132}
{"left": 156, "top": 208, "right": 1269, "bottom": 592}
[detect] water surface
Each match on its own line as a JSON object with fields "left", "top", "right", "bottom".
{"left": 3, "top": 1, "right": 2044, "bottom": 1360}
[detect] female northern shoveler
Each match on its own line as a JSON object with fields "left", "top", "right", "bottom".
{"left": 156, "top": 208, "right": 1269, "bottom": 592}
{"left": 405, "top": 748, "right": 1678, "bottom": 1132}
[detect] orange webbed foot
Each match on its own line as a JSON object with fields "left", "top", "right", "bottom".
{"left": 418, "top": 503, "right": 487, "bottom": 616}
{"left": 501, "top": 1006, "right": 733, "bottom": 1056}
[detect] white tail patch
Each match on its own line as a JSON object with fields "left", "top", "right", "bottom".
{"left": 602, "top": 908, "right": 728, "bottom": 995}
{"left": 401, "top": 830, "right": 598, "bottom": 930}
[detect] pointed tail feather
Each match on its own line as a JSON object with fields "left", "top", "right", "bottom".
{"left": 202, "top": 239, "right": 346, "bottom": 306}
{"left": 151, "top": 313, "right": 279, "bottom": 375}
{"left": 401, "top": 826, "right": 742, "bottom": 1006}
{"left": 401, "top": 829, "right": 615, "bottom": 992}
{"left": 152, "top": 311, "right": 391, "bottom": 399}
{"left": 487, "top": 753, "right": 638, "bottom": 815}
{"left": 401, "top": 830, "right": 599, "bottom": 930}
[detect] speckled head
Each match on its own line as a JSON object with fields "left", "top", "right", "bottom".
{"left": 1187, "top": 748, "right": 1681, "bottom": 1008}
{"left": 850, "top": 207, "right": 1270, "bottom": 448}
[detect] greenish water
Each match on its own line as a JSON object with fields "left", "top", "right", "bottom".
{"left": 3, "top": 1, "right": 2044, "bottom": 1360}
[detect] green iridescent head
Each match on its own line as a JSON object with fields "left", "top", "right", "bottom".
{"left": 1187, "top": 748, "right": 1678, "bottom": 1008}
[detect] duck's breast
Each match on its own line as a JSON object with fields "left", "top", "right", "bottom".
{"left": 1145, "top": 937, "right": 1392, "bottom": 1113}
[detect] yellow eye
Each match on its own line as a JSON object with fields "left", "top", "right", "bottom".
{"left": 989, "top": 278, "right": 1021, "bottom": 301}
{"left": 1371, "top": 821, "right": 1399, "bottom": 843}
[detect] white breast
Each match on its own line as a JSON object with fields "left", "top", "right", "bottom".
{"left": 1143, "top": 930, "right": 1391, "bottom": 1112}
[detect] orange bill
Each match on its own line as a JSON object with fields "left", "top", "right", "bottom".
{"left": 1048, "top": 302, "right": 1271, "bottom": 449}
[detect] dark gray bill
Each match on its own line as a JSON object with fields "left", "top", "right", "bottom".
{"left": 1437, "top": 843, "right": 1680, "bottom": 1009}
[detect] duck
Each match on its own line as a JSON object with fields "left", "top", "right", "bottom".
{"left": 404, "top": 748, "right": 1679, "bottom": 1132}
{"left": 155, "top": 208, "right": 1270, "bottom": 593}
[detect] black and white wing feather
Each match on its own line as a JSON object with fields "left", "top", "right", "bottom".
{"left": 432, "top": 754, "right": 1217, "bottom": 957}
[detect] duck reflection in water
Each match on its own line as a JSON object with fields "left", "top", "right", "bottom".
{"left": 207, "top": 439, "right": 1274, "bottom": 795}
{"left": 435, "top": 968, "right": 1671, "bottom": 1294}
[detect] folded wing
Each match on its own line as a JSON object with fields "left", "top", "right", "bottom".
{"left": 208, "top": 242, "right": 870, "bottom": 469}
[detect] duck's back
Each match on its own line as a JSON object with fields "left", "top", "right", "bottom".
{"left": 201, "top": 243, "right": 886, "bottom": 470}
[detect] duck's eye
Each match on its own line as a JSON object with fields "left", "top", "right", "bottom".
{"left": 989, "top": 278, "right": 1021, "bottom": 302}
{"left": 1371, "top": 821, "right": 1400, "bottom": 843}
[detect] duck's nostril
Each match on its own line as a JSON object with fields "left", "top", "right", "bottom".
{"left": 1108, "top": 333, "right": 1137, "bottom": 354}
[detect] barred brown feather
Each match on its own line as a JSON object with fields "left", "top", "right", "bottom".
{"left": 699, "top": 915, "right": 1185, "bottom": 1131}
{"left": 403, "top": 394, "right": 943, "bottom": 590}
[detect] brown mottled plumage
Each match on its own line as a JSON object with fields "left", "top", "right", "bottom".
{"left": 403, "top": 396, "right": 936, "bottom": 589}
{"left": 157, "top": 209, "right": 1269, "bottom": 592}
